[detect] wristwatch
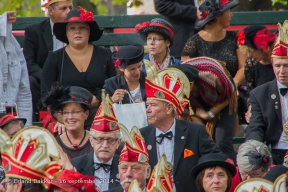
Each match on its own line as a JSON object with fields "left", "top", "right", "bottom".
{"left": 208, "top": 111, "right": 215, "bottom": 119}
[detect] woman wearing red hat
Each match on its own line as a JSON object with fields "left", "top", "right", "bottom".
{"left": 41, "top": 7, "right": 115, "bottom": 130}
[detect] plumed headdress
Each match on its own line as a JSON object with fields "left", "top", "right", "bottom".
{"left": 272, "top": 20, "right": 288, "bottom": 58}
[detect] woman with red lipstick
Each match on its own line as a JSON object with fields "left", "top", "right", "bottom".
{"left": 41, "top": 7, "right": 115, "bottom": 131}
{"left": 104, "top": 44, "right": 146, "bottom": 104}
{"left": 135, "top": 18, "right": 181, "bottom": 74}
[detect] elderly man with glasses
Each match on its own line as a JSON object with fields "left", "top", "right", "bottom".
{"left": 0, "top": 113, "right": 26, "bottom": 138}
{"left": 71, "top": 93, "right": 121, "bottom": 191}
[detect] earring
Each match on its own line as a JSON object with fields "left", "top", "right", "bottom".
{"left": 167, "top": 47, "right": 170, "bottom": 53}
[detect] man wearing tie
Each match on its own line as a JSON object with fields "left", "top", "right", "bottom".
{"left": 245, "top": 20, "right": 288, "bottom": 165}
{"left": 71, "top": 93, "right": 121, "bottom": 191}
{"left": 140, "top": 61, "right": 221, "bottom": 191}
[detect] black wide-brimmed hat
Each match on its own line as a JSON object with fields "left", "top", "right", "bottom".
{"left": 111, "top": 44, "right": 144, "bottom": 68}
{"left": 196, "top": 0, "right": 239, "bottom": 30}
{"left": 169, "top": 64, "right": 199, "bottom": 82}
{"left": 135, "top": 18, "right": 174, "bottom": 46}
{"left": 191, "top": 153, "right": 236, "bottom": 178}
{"left": 42, "top": 86, "right": 93, "bottom": 113}
{"left": 53, "top": 7, "right": 103, "bottom": 44}
{"left": 237, "top": 25, "right": 276, "bottom": 51}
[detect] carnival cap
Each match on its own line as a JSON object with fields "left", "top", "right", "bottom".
{"left": 1, "top": 126, "right": 63, "bottom": 189}
{"left": 272, "top": 20, "right": 288, "bottom": 58}
{"left": 91, "top": 91, "right": 120, "bottom": 133}
{"left": 144, "top": 60, "right": 190, "bottom": 115}
{"left": 135, "top": 18, "right": 174, "bottom": 46}
{"left": 263, "top": 165, "right": 288, "bottom": 183}
{"left": 111, "top": 44, "right": 144, "bottom": 68}
{"left": 146, "top": 155, "right": 174, "bottom": 192}
{"left": 169, "top": 64, "right": 199, "bottom": 82}
{"left": 0, "top": 114, "right": 26, "bottom": 129}
{"left": 41, "top": 0, "right": 72, "bottom": 8}
{"left": 119, "top": 125, "right": 149, "bottom": 164}
{"left": 53, "top": 7, "right": 103, "bottom": 43}
{"left": 196, "top": 0, "right": 239, "bottom": 30}
{"left": 127, "top": 180, "right": 142, "bottom": 192}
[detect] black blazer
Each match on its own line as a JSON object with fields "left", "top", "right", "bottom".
{"left": 23, "top": 19, "right": 53, "bottom": 81}
{"left": 71, "top": 152, "right": 121, "bottom": 190}
{"left": 104, "top": 72, "right": 146, "bottom": 104}
{"left": 106, "top": 186, "right": 123, "bottom": 192}
{"left": 245, "top": 79, "right": 283, "bottom": 146}
{"left": 140, "top": 119, "right": 221, "bottom": 192}
{"left": 154, "top": 0, "right": 197, "bottom": 58}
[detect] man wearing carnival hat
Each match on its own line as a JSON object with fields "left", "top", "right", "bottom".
{"left": 23, "top": 0, "right": 73, "bottom": 122}
{"left": 106, "top": 125, "right": 151, "bottom": 192}
{"left": 71, "top": 92, "right": 121, "bottom": 191}
{"left": 245, "top": 20, "right": 288, "bottom": 165}
{"left": 139, "top": 60, "right": 221, "bottom": 191}
{"left": 0, "top": 127, "right": 63, "bottom": 192}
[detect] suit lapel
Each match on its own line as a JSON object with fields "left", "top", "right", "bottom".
{"left": 81, "top": 152, "right": 95, "bottom": 176}
{"left": 109, "top": 155, "right": 120, "bottom": 189}
{"left": 42, "top": 19, "right": 53, "bottom": 51}
{"left": 173, "top": 120, "right": 188, "bottom": 173}
{"left": 269, "top": 79, "right": 282, "bottom": 123}
{"left": 145, "top": 127, "right": 158, "bottom": 169}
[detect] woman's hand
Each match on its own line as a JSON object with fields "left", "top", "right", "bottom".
{"left": 54, "top": 121, "right": 66, "bottom": 135}
{"left": 111, "top": 89, "right": 126, "bottom": 103}
{"left": 135, "top": 99, "right": 143, "bottom": 103}
{"left": 195, "top": 108, "right": 210, "bottom": 120}
{"left": 245, "top": 105, "right": 252, "bottom": 124}
{"left": 7, "top": 11, "right": 16, "bottom": 24}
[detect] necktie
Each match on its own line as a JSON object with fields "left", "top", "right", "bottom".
{"left": 280, "top": 88, "right": 288, "bottom": 97}
{"left": 94, "top": 163, "right": 111, "bottom": 173}
{"left": 156, "top": 131, "right": 173, "bottom": 144}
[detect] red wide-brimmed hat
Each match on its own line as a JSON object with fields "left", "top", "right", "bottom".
{"left": 272, "top": 20, "right": 288, "bottom": 59}
{"left": 53, "top": 6, "right": 103, "bottom": 44}
{"left": 91, "top": 92, "right": 120, "bottom": 133}
{"left": 0, "top": 114, "right": 26, "bottom": 128}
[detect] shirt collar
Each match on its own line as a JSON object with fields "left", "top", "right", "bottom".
{"left": 93, "top": 153, "right": 113, "bottom": 165}
{"left": 277, "top": 80, "right": 288, "bottom": 89}
{"left": 155, "top": 119, "right": 176, "bottom": 136}
{"left": 50, "top": 19, "right": 54, "bottom": 35}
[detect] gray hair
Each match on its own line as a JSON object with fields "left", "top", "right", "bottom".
{"left": 89, "top": 130, "right": 122, "bottom": 140}
{"left": 237, "top": 140, "right": 272, "bottom": 172}
{"left": 162, "top": 101, "right": 177, "bottom": 117}
{"left": 3, "top": 120, "right": 24, "bottom": 132}
{"left": 49, "top": 2, "right": 58, "bottom": 9}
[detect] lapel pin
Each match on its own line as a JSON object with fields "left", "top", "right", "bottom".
{"left": 275, "top": 101, "right": 278, "bottom": 104}
{"left": 181, "top": 136, "right": 185, "bottom": 139}
{"left": 275, "top": 105, "right": 278, "bottom": 109}
{"left": 116, "top": 174, "right": 119, "bottom": 179}
{"left": 147, "top": 145, "right": 152, "bottom": 150}
{"left": 271, "top": 94, "right": 276, "bottom": 99}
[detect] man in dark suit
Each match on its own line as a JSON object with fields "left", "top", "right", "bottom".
{"left": 106, "top": 126, "right": 151, "bottom": 192}
{"left": 23, "top": 0, "right": 72, "bottom": 121}
{"left": 71, "top": 94, "right": 122, "bottom": 191}
{"left": 245, "top": 20, "right": 288, "bottom": 165}
{"left": 154, "top": 0, "right": 203, "bottom": 59}
{"left": 139, "top": 61, "right": 221, "bottom": 191}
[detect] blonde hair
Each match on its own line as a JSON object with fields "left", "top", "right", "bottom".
{"left": 237, "top": 140, "right": 272, "bottom": 172}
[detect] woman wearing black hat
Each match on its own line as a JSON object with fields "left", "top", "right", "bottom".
{"left": 41, "top": 7, "right": 115, "bottom": 129}
{"left": 104, "top": 44, "right": 146, "bottom": 104}
{"left": 135, "top": 18, "right": 181, "bottom": 73}
{"left": 191, "top": 153, "right": 236, "bottom": 192}
{"left": 237, "top": 25, "right": 276, "bottom": 123}
{"left": 42, "top": 86, "right": 93, "bottom": 159}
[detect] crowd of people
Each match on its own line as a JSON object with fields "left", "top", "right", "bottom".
{"left": 1, "top": 0, "right": 288, "bottom": 191}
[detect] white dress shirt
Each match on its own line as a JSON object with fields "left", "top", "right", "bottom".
{"left": 94, "top": 154, "right": 113, "bottom": 191}
{"left": 155, "top": 119, "right": 176, "bottom": 191}
{"left": 273, "top": 81, "right": 288, "bottom": 149}
{"left": 50, "top": 19, "right": 66, "bottom": 51}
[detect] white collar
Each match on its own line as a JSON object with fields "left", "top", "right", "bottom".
{"left": 93, "top": 153, "right": 113, "bottom": 165}
{"left": 155, "top": 119, "right": 176, "bottom": 137}
{"left": 277, "top": 80, "right": 288, "bottom": 89}
{"left": 49, "top": 19, "right": 54, "bottom": 35}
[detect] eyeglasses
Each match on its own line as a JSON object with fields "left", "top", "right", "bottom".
{"left": 59, "top": 110, "right": 84, "bottom": 117}
{"left": 147, "top": 37, "right": 165, "bottom": 43}
{"left": 239, "top": 169, "right": 265, "bottom": 178}
{"left": 91, "top": 136, "right": 118, "bottom": 145}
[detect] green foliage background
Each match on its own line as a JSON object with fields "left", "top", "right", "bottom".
{"left": 0, "top": 0, "right": 143, "bottom": 16}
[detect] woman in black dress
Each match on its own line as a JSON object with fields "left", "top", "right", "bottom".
{"left": 41, "top": 7, "right": 115, "bottom": 130}
{"left": 237, "top": 25, "right": 276, "bottom": 123}
{"left": 181, "top": 0, "right": 244, "bottom": 162}
{"left": 42, "top": 86, "right": 93, "bottom": 159}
